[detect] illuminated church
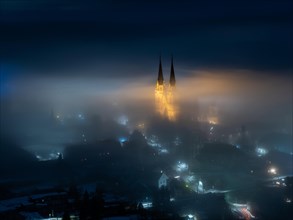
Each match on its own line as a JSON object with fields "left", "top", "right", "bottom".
{"left": 155, "top": 56, "right": 178, "bottom": 121}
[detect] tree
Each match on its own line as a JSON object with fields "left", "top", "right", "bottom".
{"left": 62, "top": 211, "right": 70, "bottom": 220}
{"left": 79, "top": 190, "right": 89, "bottom": 220}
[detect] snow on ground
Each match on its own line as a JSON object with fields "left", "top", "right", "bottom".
{"left": 0, "top": 192, "right": 66, "bottom": 212}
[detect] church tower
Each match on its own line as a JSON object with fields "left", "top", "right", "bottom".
{"left": 169, "top": 56, "right": 176, "bottom": 87}
{"left": 155, "top": 55, "right": 178, "bottom": 121}
{"left": 166, "top": 56, "right": 177, "bottom": 121}
{"left": 155, "top": 56, "right": 166, "bottom": 116}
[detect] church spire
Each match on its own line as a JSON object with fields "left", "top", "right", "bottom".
{"left": 157, "top": 55, "right": 164, "bottom": 85}
{"left": 169, "top": 55, "right": 176, "bottom": 87}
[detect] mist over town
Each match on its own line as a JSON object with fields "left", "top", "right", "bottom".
{"left": 1, "top": 1, "right": 292, "bottom": 219}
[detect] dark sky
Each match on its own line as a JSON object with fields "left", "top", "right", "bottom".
{"left": 1, "top": 0, "right": 293, "bottom": 77}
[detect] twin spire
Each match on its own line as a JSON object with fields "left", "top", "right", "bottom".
{"left": 157, "top": 56, "right": 176, "bottom": 87}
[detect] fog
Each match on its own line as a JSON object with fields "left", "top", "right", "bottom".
{"left": 1, "top": 65, "right": 291, "bottom": 157}
{"left": 179, "top": 69, "right": 292, "bottom": 129}
{"left": 1, "top": 1, "right": 292, "bottom": 218}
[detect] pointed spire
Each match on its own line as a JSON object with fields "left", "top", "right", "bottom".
{"left": 157, "top": 55, "right": 164, "bottom": 85}
{"left": 169, "top": 55, "right": 176, "bottom": 87}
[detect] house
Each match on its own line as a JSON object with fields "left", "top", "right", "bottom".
{"left": 158, "top": 173, "right": 169, "bottom": 189}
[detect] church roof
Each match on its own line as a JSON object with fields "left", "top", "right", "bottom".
{"left": 169, "top": 56, "right": 176, "bottom": 87}
{"left": 157, "top": 56, "right": 164, "bottom": 85}
{"left": 159, "top": 173, "right": 169, "bottom": 181}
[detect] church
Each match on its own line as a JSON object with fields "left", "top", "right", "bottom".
{"left": 155, "top": 56, "right": 178, "bottom": 121}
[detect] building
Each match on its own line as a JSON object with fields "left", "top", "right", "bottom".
{"left": 155, "top": 56, "right": 178, "bottom": 121}
{"left": 158, "top": 173, "right": 169, "bottom": 189}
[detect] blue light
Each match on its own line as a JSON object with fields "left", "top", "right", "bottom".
{"left": 117, "top": 115, "right": 128, "bottom": 126}
{"left": 0, "top": 63, "right": 19, "bottom": 97}
{"left": 119, "top": 137, "right": 127, "bottom": 143}
{"left": 77, "top": 113, "right": 85, "bottom": 120}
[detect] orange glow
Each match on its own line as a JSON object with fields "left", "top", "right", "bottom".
{"left": 155, "top": 82, "right": 178, "bottom": 121}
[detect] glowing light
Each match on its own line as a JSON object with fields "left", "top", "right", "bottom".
{"left": 147, "top": 135, "right": 160, "bottom": 147}
{"left": 185, "top": 214, "right": 197, "bottom": 220}
{"left": 155, "top": 82, "right": 166, "bottom": 116}
{"left": 117, "top": 115, "right": 128, "bottom": 126}
{"left": 198, "top": 181, "right": 204, "bottom": 193}
{"left": 142, "top": 202, "right": 152, "bottom": 208}
{"left": 155, "top": 77, "right": 178, "bottom": 121}
{"left": 118, "top": 137, "right": 127, "bottom": 146}
{"left": 174, "top": 136, "right": 182, "bottom": 146}
{"left": 138, "top": 123, "right": 144, "bottom": 127}
{"left": 256, "top": 147, "right": 268, "bottom": 157}
{"left": 35, "top": 152, "right": 61, "bottom": 161}
{"left": 208, "top": 119, "right": 218, "bottom": 125}
{"left": 137, "top": 122, "right": 145, "bottom": 131}
{"left": 77, "top": 113, "right": 85, "bottom": 120}
{"left": 119, "top": 137, "right": 127, "bottom": 142}
{"left": 206, "top": 104, "right": 220, "bottom": 125}
{"left": 159, "top": 148, "right": 169, "bottom": 154}
{"left": 230, "top": 202, "right": 255, "bottom": 219}
{"left": 184, "top": 175, "right": 195, "bottom": 183}
{"left": 268, "top": 167, "right": 277, "bottom": 175}
{"left": 175, "top": 161, "right": 188, "bottom": 172}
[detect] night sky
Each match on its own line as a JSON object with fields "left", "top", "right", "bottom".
{"left": 1, "top": 0, "right": 293, "bottom": 76}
